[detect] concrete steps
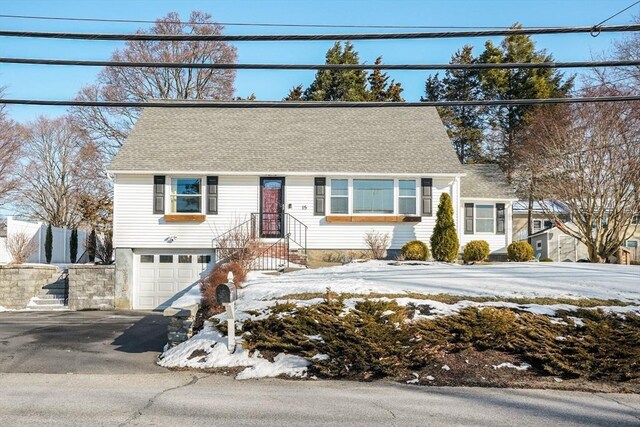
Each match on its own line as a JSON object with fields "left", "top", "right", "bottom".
{"left": 27, "top": 271, "right": 69, "bottom": 311}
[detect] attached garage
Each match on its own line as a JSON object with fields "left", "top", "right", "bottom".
{"left": 134, "top": 252, "right": 212, "bottom": 310}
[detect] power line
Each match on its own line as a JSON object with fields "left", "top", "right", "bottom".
{"left": 1, "top": 96, "right": 639, "bottom": 108}
{"left": 1, "top": 57, "right": 638, "bottom": 70}
{"left": 0, "top": 13, "right": 526, "bottom": 30}
{"left": 1, "top": 24, "right": 639, "bottom": 42}
{"left": 591, "top": 0, "right": 640, "bottom": 36}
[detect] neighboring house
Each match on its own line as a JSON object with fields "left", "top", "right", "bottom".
{"left": 0, "top": 217, "right": 89, "bottom": 265}
{"left": 512, "top": 200, "right": 570, "bottom": 242}
{"left": 108, "top": 104, "right": 516, "bottom": 310}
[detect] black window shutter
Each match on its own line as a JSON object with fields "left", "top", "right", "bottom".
{"left": 314, "top": 177, "right": 326, "bottom": 216}
{"left": 153, "top": 175, "right": 165, "bottom": 214}
{"left": 421, "top": 178, "right": 433, "bottom": 217}
{"left": 206, "top": 176, "right": 218, "bottom": 215}
{"left": 464, "top": 203, "right": 474, "bottom": 234}
{"left": 496, "top": 203, "right": 505, "bottom": 234}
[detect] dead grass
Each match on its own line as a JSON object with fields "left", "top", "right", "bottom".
{"left": 273, "top": 291, "right": 636, "bottom": 308}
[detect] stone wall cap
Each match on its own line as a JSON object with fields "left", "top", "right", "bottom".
{"left": 163, "top": 304, "right": 199, "bottom": 318}
{"left": 67, "top": 264, "right": 116, "bottom": 270}
{"left": 0, "top": 264, "right": 60, "bottom": 271}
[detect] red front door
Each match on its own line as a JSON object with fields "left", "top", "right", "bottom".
{"left": 260, "top": 177, "right": 285, "bottom": 238}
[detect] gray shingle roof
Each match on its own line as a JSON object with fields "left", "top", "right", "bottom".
{"left": 460, "top": 164, "right": 515, "bottom": 199}
{"left": 108, "top": 104, "right": 464, "bottom": 175}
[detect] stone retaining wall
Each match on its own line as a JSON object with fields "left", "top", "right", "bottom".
{"left": 164, "top": 304, "right": 199, "bottom": 348}
{"left": 0, "top": 264, "right": 62, "bottom": 309}
{"left": 67, "top": 265, "right": 116, "bottom": 311}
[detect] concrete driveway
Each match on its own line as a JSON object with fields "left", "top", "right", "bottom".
{"left": 0, "top": 310, "right": 168, "bottom": 374}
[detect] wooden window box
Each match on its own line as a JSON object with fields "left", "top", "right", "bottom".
{"left": 163, "top": 214, "right": 206, "bottom": 222}
{"left": 325, "top": 215, "right": 421, "bottom": 223}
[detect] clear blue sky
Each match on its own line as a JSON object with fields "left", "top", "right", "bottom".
{"left": 0, "top": 0, "right": 638, "bottom": 123}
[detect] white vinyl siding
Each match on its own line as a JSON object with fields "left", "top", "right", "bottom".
{"left": 113, "top": 175, "right": 258, "bottom": 249}
{"left": 458, "top": 199, "right": 513, "bottom": 253}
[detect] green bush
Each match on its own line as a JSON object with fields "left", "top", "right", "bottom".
{"left": 45, "top": 224, "right": 53, "bottom": 264}
{"left": 540, "top": 257, "right": 553, "bottom": 262}
{"left": 69, "top": 229, "right": 78, "bottom": 263}
{"left": 400, "top": 240, "right": 430, "bottom": 261}
{"left": 430, "top": 193, "right": 459, "bottom": 262}
{"left": 507, "top": 241, "right": 534, "bottom": 262}
{"left": 462, "top": 240, "right": 491, "bottom": 263}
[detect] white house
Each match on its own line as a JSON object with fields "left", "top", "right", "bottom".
{"left": 108, "top": 104, "right": 516, "bottom": 310}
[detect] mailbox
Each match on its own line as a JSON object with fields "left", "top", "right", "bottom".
{"left": 215, "top": 283, "right": 237, "bottom": 304}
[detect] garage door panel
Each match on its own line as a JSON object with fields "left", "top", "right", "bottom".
{"left": 135, "top": 252, "right": 212, "bottom": 310}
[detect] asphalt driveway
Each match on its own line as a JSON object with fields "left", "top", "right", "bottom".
{"left": 0, "top": 310, "right": 168, "bottom": 374}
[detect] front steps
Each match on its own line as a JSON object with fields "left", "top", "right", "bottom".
{"left": 248, "top": 241, "right": 308, "bottom": 270}
{"left": 27, "top": 271, "right": 69, "bottom": 311}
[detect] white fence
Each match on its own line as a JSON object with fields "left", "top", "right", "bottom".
{"left": 1, "top": 217, "right": 89, "bottom": 265}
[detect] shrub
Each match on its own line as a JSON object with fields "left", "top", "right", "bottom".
{"left": 6, "top": 232, "right": 37, "bottom": 264}
{"left": 45, "top": 224, "right": 53, "bottom": 264}
{"left": 96, "top": 231, "right": 114, "bottom": 265}
{"left": 430, "top": 193, "right": 459, "bottom": 262}
{"left": 69, "top": 229, "right": 78, "bottom": 263}
{"left": 86, "top": 229, "right": 96, "bottom": 262}
{"left": 540, "top": 257, "right": 553, "bottom": 262}
{"left": 400, "top": 240, "right": 430, "bottom": 261}
{"left": 462, "top": 240, "right": 491, "bottom": 263}
{"left": 363, "top": 230, "right": 390, "bottom": 260}
{"left": 201, "top": 261, "right": 247, "bottom": 319}
{"left": 507, "top": 241, "right": 534, "bottom": 262}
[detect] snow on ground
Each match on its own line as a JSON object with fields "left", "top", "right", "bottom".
{"left": 159, "top": 322, "right": 309, "bottom": 379}
{"left": 161, "top": 261, "right": 640, "bottom": 378}
{"left": 241, "top": 261, "right": 640, "bottom": 302}
{"left": 0, "top": 306, "right": 6, "bottom": 312}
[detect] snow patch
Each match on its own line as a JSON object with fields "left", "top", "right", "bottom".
{"left": 492, "top": 362, "right": 531, "bottom": 371}
{"left": 312, "top": 353, "right": 330, "bottom": 361}
{"left": 159, "top": 324, "right": 310, "bottom": 379}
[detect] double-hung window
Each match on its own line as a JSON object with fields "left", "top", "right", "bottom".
{"left": 398, "top": 180, "right": 417, "bottom": 215}
{"left": 330, "top": 179, "right": 348, "bottom": 214}
{"left": 353, "top": 179, "right": 394, "bottom": 214}
{"left": 171, "top": 178, "right": 202, "bottom": 213}
{"left": 475, "top": 204, "right": 495, "bottom": 233}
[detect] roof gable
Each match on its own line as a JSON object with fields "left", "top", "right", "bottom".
{"left": 108, "top": 104, "right": 464, "bottom": 175}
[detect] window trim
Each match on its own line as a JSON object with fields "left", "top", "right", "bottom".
{"left": 168, "top": 176, "right": 204, "bottom": 214}
{"left": 327, "top": 177, "right": 422, "bottom": 216}
{"left": 475, "top": 204, "right": 495, "bottom": 234}
{"left": 329, "top": 178, "right": 349, "bottom": 214}
{"left": 398, "top": 179, "right": 418, "bottom": 215}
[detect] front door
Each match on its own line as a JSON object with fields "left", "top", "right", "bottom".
{"left": 260, "top": 177, "right": 285, "bottom": 238}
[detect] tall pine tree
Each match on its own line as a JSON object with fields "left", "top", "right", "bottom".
{"left": 284, "top": 42, "right": 404, "bottom": 102}
{"left": 423, "top": 45, "right": 484, "bottom": 163}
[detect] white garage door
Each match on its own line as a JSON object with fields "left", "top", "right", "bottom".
{"left": 135, "top": 253, "right": 212, "bottom": 310}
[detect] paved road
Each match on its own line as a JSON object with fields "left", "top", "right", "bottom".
{"left": 0, "top": 311, "right": 638, "bottom": 426}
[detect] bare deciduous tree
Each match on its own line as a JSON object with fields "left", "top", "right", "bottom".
{"left": 0, "top": 88, "right": 22, "bottom": 207}
{"left": 72, "top": 11, "right": 237, "bottom": 156}
{"left": 19, "top": 116, "right": 107, "bottom": 228}
{"left": 531, "top": 93, "right": 640, "bottom": 263}
{"left": 6, "top": 232, "right": 37, "bottom": 265}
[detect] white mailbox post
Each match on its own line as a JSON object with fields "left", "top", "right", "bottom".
{"left": 215, "top": 272, "right": 238, "bottom": 352}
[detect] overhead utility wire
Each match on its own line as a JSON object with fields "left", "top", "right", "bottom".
{"left": 0, "top": 14, "right": 531, "bottom": 29}
{"left": 591, "top": 0, "right": 640, "bottom": 36}
{"left": 1, "top": 58, "right": 638, "bottom": 70}
{"left": 1, "top": 24, "right": 639, "bottom": 41}
{"left": 2, "top": 96, "right": 639, "bottom": 108}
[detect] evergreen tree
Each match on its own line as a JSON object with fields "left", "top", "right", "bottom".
{"left": 45, "top": 224, "right": 53, "bottom": 264}
{"left": 368, "top": 57, "right": 404, "bottom": 101}
{"left": 477, "top": 24, "right": 573, "bottom": 176}
{"left": 430, "top": 193, "right": 459, "bottom": 262}
{"left": 423, "top": 46, "right": 484, "bottom": 163}
{"left": 70, "top": 229, "right": 78, "bottom": 264}
{"left": 87, "top": 229, "right": 96, "bottom": 263}
{"left": 286, "top": 42, "right": 405, "bottom": 102}
{"left": 283, "top": 84, "right": 304, "bottom": 101}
